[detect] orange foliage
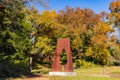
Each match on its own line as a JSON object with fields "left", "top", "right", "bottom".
{"left": 91, "top": 22, "right": 114, "bottom": 47}
{"left": 109, "top": 0, "right": 120, "bottom": 12}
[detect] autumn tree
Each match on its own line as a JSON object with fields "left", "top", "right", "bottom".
{"left": 107, "top": 0, "right": 120, "bottom": 64}
{"left": 57, "top": 7, "right": 100, "bottom": 61}
{"left": 85, "top": 22, "right": 114, "bottom": 65}
{"left": 26, "top": 8, "right": 61, "bottom": 69}
{"left": 108, "top": 0, "right": 120, "bottom": 26}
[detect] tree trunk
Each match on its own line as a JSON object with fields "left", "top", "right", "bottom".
{"left": 29, "top": 56, "right": 32, "bottom": 73}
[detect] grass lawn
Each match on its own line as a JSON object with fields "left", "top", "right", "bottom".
{"left": 6, "top": 66, "right": 120, "bottom": 80}
{"left": 49, "top": 66, "right": 120, "bottom": 80}
{"left": 49, "top": 76, "right": 118, "bottom": 80}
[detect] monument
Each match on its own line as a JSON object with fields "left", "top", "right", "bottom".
{"left": 49, "top": 38, "right": 76, "bottom": 76}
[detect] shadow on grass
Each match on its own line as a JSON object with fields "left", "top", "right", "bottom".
{"left": 0, "top": 62, "right": 30, "bottom": 79}
{"left": 0, "top": 64, "right": 50, "bottom": 80}
{"left": 0, "top": 74, "right": 44, "bottom": 80}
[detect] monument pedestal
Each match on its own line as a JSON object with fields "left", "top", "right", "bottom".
{"left": 49, "top": 72, "right": 76, "bottom": 76}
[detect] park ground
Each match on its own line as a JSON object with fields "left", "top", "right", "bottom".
{"left": 6, "top": 66, "right": 120, "bottom": 80}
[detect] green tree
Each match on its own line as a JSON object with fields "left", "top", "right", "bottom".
{"left": 0, "top": 0, "right": 38, "bottom": 77}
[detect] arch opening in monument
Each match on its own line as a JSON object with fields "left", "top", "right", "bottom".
{"left": 60, "top": 49, "right": 67, "bottom": 71}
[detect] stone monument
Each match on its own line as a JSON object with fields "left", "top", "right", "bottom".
{"left": 49, "top": 38, "right": 76, "bottom": 76}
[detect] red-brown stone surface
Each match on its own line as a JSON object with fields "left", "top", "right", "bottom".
{"left": 52, "top": 38, "right": 74, "bottom": 72}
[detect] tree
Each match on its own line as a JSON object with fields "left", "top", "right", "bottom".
{"left": 0, "top": 0, "right": 39, "bottom": 77}
{"left": 85, "top": 22, "right": 114, "bottom": 65}
{"left": 108, "top": 0, "right": 120, "bottom": 27}
{"left": 57, "top": 7, "right": 100, "bottom": 60}
{"left": 26, "top": 8, "right": 60, "bottom": 69}
{"left": 107, "top": 0, "right": 120, "bottom": 64}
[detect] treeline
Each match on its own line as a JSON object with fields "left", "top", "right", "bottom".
{"left": 0, "top": 0, "right": 120, "bottom": 78}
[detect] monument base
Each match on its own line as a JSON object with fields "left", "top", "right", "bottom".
{"left": 49, "top": 72, "right": 76, "bottom": 76}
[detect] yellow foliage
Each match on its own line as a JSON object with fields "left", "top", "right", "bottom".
{"left": 42, "top": 10, "right": 57, "bottom": 19}
{"left": 91, "top": 22, "right": 114, "bottom": 47}
{"left": 31, "top": 37, "right": 53, "bottom": 55}
{"left": 93, "top": 22, "right": 114, "bottom": 34}
{"left": 72, "top": 37, "right": 82, "bottom": 50}
{"left": 85, "top": 46, "right": 110, "bottom": 65}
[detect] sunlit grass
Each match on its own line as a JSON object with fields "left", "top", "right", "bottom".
{"left": 7, "top": 66, "right": 120, "bottom": 80}
{"left": 49, "top": 66, "right": 120, "bottom": 80}
{"left": 49, "top": 76, "right": 119, "bottom": 80}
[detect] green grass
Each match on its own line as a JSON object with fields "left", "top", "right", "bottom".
{"left": 49, "top": 76, "right": 118, "bottom": 80}
{"left": 49, "top": 66, "right": 120, "bottom": 80}
{"left": 32, "top": 68, "right": 50, "bottom": 74}
{"left": 6, "top": 66, "right": 120, "bottom": 80}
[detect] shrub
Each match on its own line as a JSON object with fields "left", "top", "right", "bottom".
{"left": 75, "top": 60, "right": 96, "bottom": 68}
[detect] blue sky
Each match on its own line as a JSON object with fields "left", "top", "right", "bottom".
{"left": 36, "top": 0, "right": 113, "bottom": 13}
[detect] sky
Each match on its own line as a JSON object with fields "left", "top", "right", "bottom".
{"left": 36, "top": 0, "right": 113, "bottom": 13}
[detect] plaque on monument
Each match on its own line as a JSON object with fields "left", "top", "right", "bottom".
{"left": 49, "top": 38, "right": 76, "bottom": 76}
